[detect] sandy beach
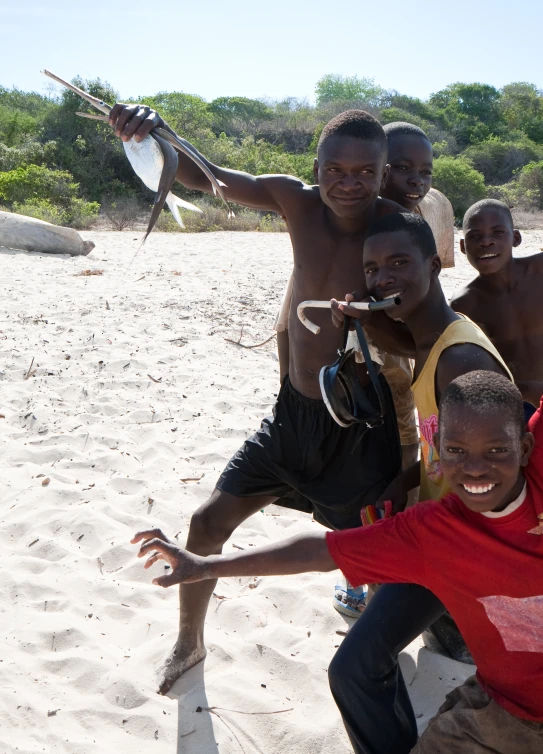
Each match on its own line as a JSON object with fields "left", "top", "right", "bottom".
{"left": 1, "top": 228, "right": 542, "bottom": 754}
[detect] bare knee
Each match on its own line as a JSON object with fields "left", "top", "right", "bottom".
{"left": 186, "top": 489, "right": 254, "bottom": 553}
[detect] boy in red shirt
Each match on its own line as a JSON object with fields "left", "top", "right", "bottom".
{"left": 133, "top": 371, "right": 543, "bottom": 753}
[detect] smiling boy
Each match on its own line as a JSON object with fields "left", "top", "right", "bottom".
{"left": 109, "top": 105, "right": 403, "bottom": 692}
{"left": 134, "top": 371, "right": 543, "bottom": 753}
{"left": 451, "top": 199, "right": 543, "bottom": 411}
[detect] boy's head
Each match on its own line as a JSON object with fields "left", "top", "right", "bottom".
{"left": 381, "top": 122, "right": 433, "bottom": 212}
{"left": 461, "top": 199, "right": 522, "bottom": 275}
{"left": 315, "top": 110, "right": 388, "bottom": 219}
{"left": 437, "top": 371, "right": 533, "bottom": 513}
{"left": 363, "top": 212, "right": 440, "bottom": 321}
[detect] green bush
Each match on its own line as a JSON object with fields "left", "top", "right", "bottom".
{"left": 431, "top": 156, "right": 486, "bottom": 217}
{"left": 12, "top": 196, "right": 99, "bottom": 228}
{"left": 506, "top": 161, "right": 543, "bottom": 209}
{"left": 0, "top": 164, "right": 79, "bottom": 206}
{"left": 13, "top": 198, "right": 67, "bottom": 225}
{"left": 463, "top": 137, "right": 543, "bottom": 184}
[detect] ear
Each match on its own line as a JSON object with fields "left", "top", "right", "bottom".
{"left": 430, "top": 253, "right": 442, "bottom": 278}
{"left": 381, "top": 163, "right": 391, "bottom": 191}
{"left": 520, "top": 431, "right": 535, "bottom": 467}
{"left": 460, "top": 238, "right": 466, "bottom": 255}
{"left": 313, "top": 157, "right": 319, "bottom": 184}
{"left": 434, "top": 432, "right": 440, "bottom": 455}
{"left": 512, "top": 229, "right": 522, "bottom": 248}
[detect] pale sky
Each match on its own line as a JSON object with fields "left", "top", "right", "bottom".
{"left": 2, "top": 0, "right": 542, "bottom": 103}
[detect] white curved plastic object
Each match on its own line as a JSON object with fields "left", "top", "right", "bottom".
{"left": 297, "top": 297, "right": 401, "bottom": 335}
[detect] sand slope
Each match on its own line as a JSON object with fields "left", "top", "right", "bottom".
{"left": 2, "top": 230, "right": 540, "bottom": 754}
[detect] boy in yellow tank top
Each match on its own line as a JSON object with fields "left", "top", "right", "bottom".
{"left": 334, "top": 212, "right": 512, "bottom": 508}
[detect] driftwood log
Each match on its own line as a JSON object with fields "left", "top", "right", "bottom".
{"left": 0, "top": 211, "right": 94, "bottom": 256}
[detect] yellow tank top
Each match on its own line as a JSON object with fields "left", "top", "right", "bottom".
{"left": 412, "top": 316, "right": 512, "bottom": 502}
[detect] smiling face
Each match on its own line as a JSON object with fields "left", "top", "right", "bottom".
{"left": 363, "top": 229, "right": 440, "bottom": 321}
{"left": 381, "top": 134, "right": 433, "bottom": 211}
{"left": 436, "top": 406, "right": 533, "bottom": 513}
{"left": 461, "top": 207, "right": 521, "bottom": 275}
{"left": 315, "top": 135, "right": 388, "bottom": 219}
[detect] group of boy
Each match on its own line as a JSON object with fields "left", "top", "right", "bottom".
{"left": 109, "top": 100, "right": 543, "bottom": 753}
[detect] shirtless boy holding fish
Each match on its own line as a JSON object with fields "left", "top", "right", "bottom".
{"left": 110, "top": 103, "right": 407, "bottom": 692}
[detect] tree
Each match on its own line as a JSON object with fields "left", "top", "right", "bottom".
{"left": 463, "top": 137, "right": 543, "bottom": 184}
{"left": 315, "top": 74, "right": 386, "bottom": 107}
{"left": 431, "top": 156, "right": 486, "bottom": 218}
{"left": 500, "top": 82, "right": 543, "bottom": 144}
{"left": 429, "top": 83, "right": 503, "bottom": 146}
{"left": 209, "top": 96, "right": 273, "bottom": 135}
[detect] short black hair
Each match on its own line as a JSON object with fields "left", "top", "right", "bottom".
{"left": 365, "top": 212, "right": 437, "bottom": 260}
{"left": 318, "top": 110, "right": 386, "bottom": 151}
{"left": 440, "top": 371, "right": 524, "bottom": 437}
{"left": 463, "top": 199, "right": 513, "bottom": 231}
{"left": 383, "top": 121, "right": 431, "bottom": 143}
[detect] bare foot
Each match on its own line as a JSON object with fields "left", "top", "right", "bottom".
{"left": 156, "top": 641, "right": 207, "bottom": 695}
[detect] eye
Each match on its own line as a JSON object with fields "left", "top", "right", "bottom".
{"left": 422, "top": 170, "right": 432, "bottom": 176}
{"left": 489, "top": 447, "right": 508, "bottom": 454}
{"left": 393, "top": 259, "right": 408, "bottom": 267}
{"left": 365, "top": 266, "right": 377, "bottom": 275}
{"left": 494, "top": 230, "right": 504, "bottom": 236}
{"left": 328, "top": 167, "right": 340, "bottom": 173}
{"left": 394, "top": 165, "right": 408, "bottom": 171}
{"left": 445, "top": 446, "right": 464, "bottom": 454}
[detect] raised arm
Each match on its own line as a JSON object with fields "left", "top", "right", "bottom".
{"left": 108, "top": 103, "right": 305, "bottom": 213}
{"left": 132, "top": 528, "right": 335, "bottom": 587}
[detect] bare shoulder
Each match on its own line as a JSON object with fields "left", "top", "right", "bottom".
{"left": 449, "top": 280, "right": 483, "bottom": 318}
{"left": 374, "top": 197, "right": 404, "bottom": 219}
{"left": 517, "top": 251, "right": 543, "bottom": 275}
{"left": 437, "top": 342, "right": 509, "bottom": 391}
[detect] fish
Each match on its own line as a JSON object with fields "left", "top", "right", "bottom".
{"left": 41, "top": 70, "right": 233, "bottom": 240}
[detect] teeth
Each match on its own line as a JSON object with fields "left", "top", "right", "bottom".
{"left": 406, "top": 194, "right": 420, "bottom": 199}
{"left": 480, "top": 254, "right": 497, "bottom": 259}
{"left": 462, "top": 484, "right": 496, "bottom": 494}
{"left": 383, "top": 292, "right": 402, "bottom": 300}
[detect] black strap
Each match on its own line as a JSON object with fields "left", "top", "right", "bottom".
{"left": 343, "top": 317, "right": 387, "bottom": 422}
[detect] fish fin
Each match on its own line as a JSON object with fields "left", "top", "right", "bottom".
{"left": 218, "top": 180, "right": 228, "bottom": 188}
{"left": 228, "top": 210, "right": 236, "bottom": 219}
{"left": 167, "top": 193, "right": 203, "bottom": 219}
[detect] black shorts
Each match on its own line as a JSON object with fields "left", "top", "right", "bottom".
{"left": 217, "top": 375, "right": 401, "bottom": 530}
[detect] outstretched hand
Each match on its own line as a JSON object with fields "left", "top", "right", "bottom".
{"left": 109, "top": 103, "right": 164, "bottom": 143}
{"left": 331, "top": 291, "right": 373, "bottom": 329}
{"left": 131, "top": 528, "right": 206, "bottom": 587}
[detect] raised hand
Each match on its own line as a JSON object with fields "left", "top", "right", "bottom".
{"left": 131, "top": 528, "right": 206, "bottom": 587}
{"left": 109, "top": 103, "right": 164, "bottom": 142}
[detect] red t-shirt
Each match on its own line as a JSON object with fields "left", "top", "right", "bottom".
{"left": 327, "top": 402, "right": 543, "bottom": 721}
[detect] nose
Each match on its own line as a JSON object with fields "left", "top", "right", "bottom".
{"left": 338, "top": 174, "right": 361, "bottom": 192}
{"left": 407, "top": 173, "right": 423, "bottom": 188}
{"left": 479, "top": 234, "right": 495, "bottom": 248}
{"left": 462, "top": 456, "right": 491, "bottom": 478}
{"left": 373, "top": 267, "right": 395, "bottom": 292}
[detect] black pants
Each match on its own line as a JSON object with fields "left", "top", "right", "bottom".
{"left": 328, "top": 583, "right": 446, "bottom": 754}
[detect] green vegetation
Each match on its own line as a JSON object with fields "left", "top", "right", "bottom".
{"left": 0, "top": 74, "right": 542, "bottom": 228}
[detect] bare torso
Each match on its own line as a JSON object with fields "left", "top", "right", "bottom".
{"left": 283, "top": 188, "right": 399, "bottom": 398}
{"left": 451, "top": 255, "right": 543, "bottom": 405}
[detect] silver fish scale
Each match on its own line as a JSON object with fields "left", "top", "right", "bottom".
{"left": 122, "top": 136, "right": 164, "bottom": 193}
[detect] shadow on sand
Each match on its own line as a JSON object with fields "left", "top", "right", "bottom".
{"left": 170, "top": 661, "right": 219, "bottom": 754}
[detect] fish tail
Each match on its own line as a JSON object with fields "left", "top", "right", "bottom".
{"left": 166, "top": 194, "right": 203, "bottom": 228}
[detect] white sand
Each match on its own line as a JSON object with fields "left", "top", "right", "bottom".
{"left": 1, "top": 229, "right": 541, "bottom": 754}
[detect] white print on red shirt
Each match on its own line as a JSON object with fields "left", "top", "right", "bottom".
{"left": 479, "top": 595, "right": 543, "bottom": 653}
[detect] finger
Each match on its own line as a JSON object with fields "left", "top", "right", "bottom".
{"left": 138, "top": 538, "right": 180, "bottom": 564}
{"left": 114, "top": 104, "right": 140, "bottom": 138}
{"left": 134, "top": 112, "right": 161, "bottom": 142}
{"left": 131, "top": 528, "right": 170, "bottom": 545}
{"left": 331, "top": 299, "right": 344, "bottom": 328}
{"left": 144, "top": 551, "right": 166, "bottom": 569}
{"left": 338, "top": 303, "right": 364, "bottom": 319}
{"left": 152, "top": 572, "right": 182, "bottom": 588}
{"left": 121, "top": 106, "right": 151, "bottom": 141}
{"left": 108, "top": 102, "right": 125, "bottom": 127}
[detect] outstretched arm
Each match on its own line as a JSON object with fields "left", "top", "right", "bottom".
{"left": 132, "top": 528, "right": 335, "bottom": 587}
{"left": 108, "top": 103, "right": 305, "bottom": 213}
